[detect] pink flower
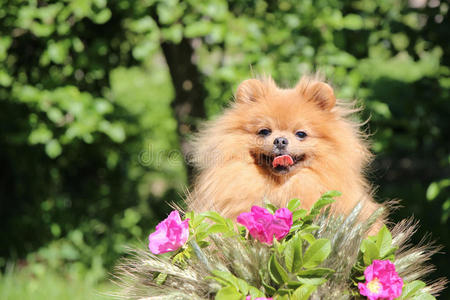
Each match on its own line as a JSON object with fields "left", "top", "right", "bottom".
{"left": 148, "top": 211, "right": 189, "bottom": 254}
{"left": 246, "top": 296, "right": 272, "bottom": 300}
{"left": 358, "top": 260, "right": 403, "bottom": 300}
{"left": 237, "top": 206, "right": 292, "bottom": 245}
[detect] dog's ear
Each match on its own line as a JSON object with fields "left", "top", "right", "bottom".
{"left": 235, "top": 79, "right": 267, "bottom": 103}
{"left": 296, "top": 78, "right": 336, "bottom": 110}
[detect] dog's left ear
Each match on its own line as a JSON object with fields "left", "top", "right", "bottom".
{"left": 235, "top": 79, "right": 266, "bottom": 104}
{"left": 296, "top": 78, "right": 336, "bottom": 111}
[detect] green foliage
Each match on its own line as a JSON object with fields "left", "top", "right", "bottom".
{"left": 302, "top": 239, "right": 331, "bottom": 269}
{"left": 215, "top": 285, "right": 242, "bottom": 300}
{"left": 0, "top": 264, "right": 114, "bottom": 300}
{"left": 182, "top": 194, "right": 340, "bottom": 299}
{"left": 284, "top": 233, "right": 302, "bottom": 273}
{"left": 426, "top": 179, "right": 450, "bottom": 222}
{"left": 353, "top": 225, "right": 435, "bottom": 300}
{"left": 355, "top": 225, "right": 397, "bottom": 272}
{"left": 115, "top": 193, "right": 443, "bottom": 299}
{"left": 212, "top": 270, "right": 266, "bottom": 299}
{"left": 0, "top": 0, "right": 187, "bottom": 271}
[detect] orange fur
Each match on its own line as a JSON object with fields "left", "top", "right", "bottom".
{"left": 188, "top": 75, "right": 382, "bottom": 229}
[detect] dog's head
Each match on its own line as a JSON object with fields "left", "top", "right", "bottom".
{"left": 231, "top": 76, "right": 360, "bottom": 176}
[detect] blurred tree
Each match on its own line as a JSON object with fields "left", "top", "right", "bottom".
{"left": 0, "top": 0, "right": 186, "bottom": 267}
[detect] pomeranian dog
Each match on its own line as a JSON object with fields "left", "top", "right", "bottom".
{"left": 188, "top": 75, "right": 382, "bottom": 230}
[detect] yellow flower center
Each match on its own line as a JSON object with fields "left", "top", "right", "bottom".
{"left": 367, "top": 277, "right": 382, "bottom": 294}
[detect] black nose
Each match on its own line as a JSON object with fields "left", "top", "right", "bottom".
{"left": 273, "top": 137, "right": 289, "bottom": 148}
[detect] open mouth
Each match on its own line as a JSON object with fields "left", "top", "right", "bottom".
{"left": 259, "top": 153, "right": 305, "bottom": 174}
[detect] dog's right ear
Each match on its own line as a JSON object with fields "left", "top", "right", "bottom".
{"left": 235, "top": 79, "right": 266, "bottom": 103}
{"left": 296, "top": 77, "right": 336, "bottom": 111}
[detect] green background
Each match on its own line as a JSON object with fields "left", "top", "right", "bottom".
{"left": 0, "top": 0, "right": 448, "bottom": 299}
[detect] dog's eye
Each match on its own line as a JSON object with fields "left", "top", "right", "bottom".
{"left": 258, "top": 128, "right": 271, "bottom": 136}
{"left": 295, "top": 131, "right": 307, "bottom": 140}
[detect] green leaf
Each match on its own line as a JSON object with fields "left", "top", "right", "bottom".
{"left": 302, "top": 239, "right": 331, "bottom": 268}
{"left": 273, "top": 238, "right": 284, "bottom": 254}
{"left": 225, "top": 218, "right": 235, "bottom": 231}
{"left": 206, "top": 275, "right": 228, "bottom": 287}
{"left": 426, "top": 179, "right": 450, "bottom": 201}
{"left": 200, "top": 211, "right": 226, "bottom": 224}
{"left": 297, "top": 268, "right": 335, "bottom": 277}
{"left": 29, "top": 125, "right": 53, "bottom": 144}
{"left": 427, "top": 183, "right": 440, "bottom": 201}
{"left": 196, "top": 240, "right": 210, "bottom": 248}
{"left": 157, "top": 2, "right": 184, "bottom": 25}
{"left": 284, "top": 233, "right": 303, "bottom": 272}
{"left": 265, "top": 203, "right": 277, "bottom": 214}
{"left": 248, "top": 286, "right": 266, "bottom": 298}
{"left": 411, "top": 293, "right": 436, "bottom": 300}
{"left": 343, "top": 14, "right": 364, "bottom": 30}
{"left": 106, "top": 123, "right": 126, "bottom": 143}
{"left": 321, "top": 190, "right": 342, "bottom": 198}
{"left": 376, "top": 225, "right": 393, "bottom": 258}
{"left": 236, "top": 278, "right": 249, "bottom": 295}
{"left": 299, "top": 225, "right": 320, "bottom": 234}
{"left": 172, "top": 248, "right": 189, "bottom": 265}
{"left": 211, "top": 270, "right": 240, "bottom": 291}
{"left": 261, "top": 277, "right": 276, "bottom": 295}
{"left": 301, "top": 233, "right": 316, "bottom": 245}
{"left": 275, "top": 288, "right": 291, "bottom": 296}
{"left": 195, "top": 222, "right": 211, "bottom": 240}
{"left": 399, "top": 280, "right": 426, "bottom": 299}
{"left": 274, "top": 294, "right": 290, "bottom": 300}
{"left": 185, "top": 211, "right": 194, "bottom": 221}
{"left": 92, "top": 8, "right": 112, "bottom": 24}
{"left": 287, "top": 281, "right": 302, "bottom": 289}
{"left": 308, "top": 192, "right": 339, "bottom": 216}
{"left": 155, "top": 272, "right": 167, "bottom": 285}
{"left": 290, "top": 223, "right": 304, "bottom": 233}
{"left": 269, "top": 254, "right": 289, "bottom": 285}
{"left": 161, "top": 23, "right": 183, "bottom": 43}
{"left": 296, "top": 277, "right": 327, "bottom": 285}
{"left": 215, "top": 286, "right": 242, "bottom": 300}
{"left": 311, "top": 198, "right": 335, "bottom": 213}
{"left": 301, "top": 215, "right": 314, "bottom": 223}
{"left": 291, "top": 284, "right": 317, "bottom": 300}
{"left": 382, "top": 246, "right": 398, "bottom": 259}
{"left": 207, "top": 224, "right": 229, "bottom": 234}
{"left": 47, "top": 41, "right": 69, "bottom": 64}
{"left": 287, "top": 198, "right": 301, "bottom": 211}
{"left": 292, "top": 209, "right": 307, "bottom": 220}
{"left": 184, "top": 20, "right": 213, "bottom": 37}
{"left": 355, "top": 274, "right": 365, "bottom": 280}
{"left": 361, "top": 239, "right": 379, "bottom": 265}
{"left": 191, "top": 214, "right": 206, "bottom": 228}
{"left": 45, "top": 139, "right": 62, "bottom": 158}
{"left": 127, "top": 16, "right": 157, "bottom": 33}
{"left": 0, "top": 69, "right": 12, "bottom": 87}
{"left": 0, "top": 36, "right": 12, "bottom": 61}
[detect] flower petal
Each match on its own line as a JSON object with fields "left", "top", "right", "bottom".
{"left": 148, "top": 210, "right": 189, "bottom": 254}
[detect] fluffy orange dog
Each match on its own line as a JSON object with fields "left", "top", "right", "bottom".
{"left": 188, "top": 75, "right": 382, "bottom": 228}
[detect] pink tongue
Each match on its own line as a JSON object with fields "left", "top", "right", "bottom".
{"left": 272, "top": 155, "right": 294, "bottom": 168}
